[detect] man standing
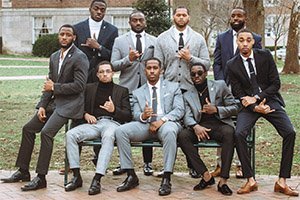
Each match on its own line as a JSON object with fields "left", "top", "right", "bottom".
{"left": 74, "top": 0, "right": 118, "bottom": 83}
{"left": 115, "top": 57, "right": 184, "bottom": 196}
{"left": 1, "top": 24, "right": 89, "bottom": 191}
{"left": 111, "top": 10, "right": 157, "bottom": 176}
{"left": 227, "top": 29, "right": 298, "bottom": 196}
{"left": 178, "top": 63, "right": 238, "bottom": 196}
{"left": 155, "top": 6, "right": 210, "bottom": 92}
{"left": 64, "top": 61, "right": 131, "bottom": 195}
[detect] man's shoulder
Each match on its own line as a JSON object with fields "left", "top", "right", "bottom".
{"left": 103, "top": 20, "right": 118, "bottom": 31}
{"left": 74, "top": 19, "right": 88, "bottom": 28}
{"left": 113, "top": 83, "right": 129, "bottom": 93}
{"left": 157, "top": 28, "right": 172, "bottom": 40}
{"left": 162, "top": 79, "right": 180, "bottom": 89}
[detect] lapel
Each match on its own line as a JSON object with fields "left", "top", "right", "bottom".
{"left": 207, "top": 81, "right": 216, "bottom": 105}
{"left": 126, "top": 32, "right": 135, "bottom": 50}
{"left": 190, "top": 88, "right": 202, "bottom": 121}
{"left": 225, "top": 29, "right": 235, "bottom": 56}
{"left": 90, "top": 82, "right": 98, "bottom": 112}
{"left": 170, "top": 26, "right": 178, "bottom": 45}
{"left": 253, "top": 49, "right": 262, "bottom": 82}
{"left": 83, "top": 19, "right": 92, "bottom": 39}
{"left": 142, "top": 84, "right": 151, "bottom": 107}
{"left": 97, "top": 20, "right": 108, "bottom": 44}
{"left": 52, "top": 51, "right": 60, "bottom": 81}
{"left": 141, "top": 33, "right": 150, "bottom": 60}
{"left": 58, "top": 45, "right": 75, "bottom": 81}
{"left": 185, "top": 26, "right": 192, "bottom": 45}
{"left": 111, "top": 83, "right": 117, "bottom": 102}
{"left": 160, "top": 80, "right": 166, "bottom": 113}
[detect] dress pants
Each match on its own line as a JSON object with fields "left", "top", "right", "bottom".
{"left": 115, "top": 121, "right": 181, "bottom": 172}
{"left": 235, "top": 100, "right": 296, "bottom": 178}
{"left": 16, "top": 110, "right": 68, "bottom": 175}
{"left": 178, "top": 120, "right": 234, "bottom": 179}
{"left": 66, "top": 119, "right": 119, "bottom": 175}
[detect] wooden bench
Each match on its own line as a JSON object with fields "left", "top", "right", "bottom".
{"left": 64, "top": 126, "right": 255, "bottom": 185}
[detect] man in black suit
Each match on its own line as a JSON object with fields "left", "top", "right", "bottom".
{"left": 74, "top": 0, "right": 118, "bottom": 83}
{"left": 1, "top": 24, "right": 89, "bottom": 191}
{"left": 227, "top": 28, "right": 298, "bottom": 196}
{"left": 64, "top": 61, "right": 131, "bottom": 195}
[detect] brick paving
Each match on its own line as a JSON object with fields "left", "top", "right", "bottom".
{"left": 0, "top": 170, "right": 299, "bottom": 200}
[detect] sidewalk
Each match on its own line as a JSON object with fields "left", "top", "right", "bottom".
{"left": 0, "top": 170, "right": 299, "bottom": 200}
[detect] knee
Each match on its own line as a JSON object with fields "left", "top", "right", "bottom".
{"left": 177, "top": 129, "right": 190, "bottom": 143}
{"left": 102, "top": 131, "right": 116, "bottom": 143}
{"left": 115, "top": 127, "right": 126, "bottom": 140}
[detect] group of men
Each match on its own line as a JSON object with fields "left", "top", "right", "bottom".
{"left": 1, "top": 0, "right": 298, "bottom": 198}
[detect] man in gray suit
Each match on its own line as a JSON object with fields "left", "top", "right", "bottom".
{"left": 64, "top": 61, "right": 131, "bottom": 195}
{"left": 1, "top": 24, "right": 89, "bottom": 191}
{"left": 111, "top": 10, "right": 157, "bottom": 176}
{"left": 155, "top": 6, "right": 210, "bottom": 92}
{"left": 115, "top": 57, "right": 184, "bottom": 196}
{"left": 178, "top": 63, "right": 238, "bottom": 195}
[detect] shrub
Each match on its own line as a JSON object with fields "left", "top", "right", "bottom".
{"left": 32, "top": 34, "right": 59, "bottom": 57}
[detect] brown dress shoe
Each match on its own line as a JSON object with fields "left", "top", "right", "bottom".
{"left": 274, "top": 181, "right": 299, "bottom": 196}
{"left": 210, "top": 165, "right": 221, "bottom": 177}
{"left": 237, "top": 182, "right": 258, "bottom": 194}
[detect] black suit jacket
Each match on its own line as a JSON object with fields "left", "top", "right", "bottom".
{"left": 84, "top": 82, "right": 132, "bottom": 124}
{"left": 227, "top": 49, "right": 285, "bottom": 110}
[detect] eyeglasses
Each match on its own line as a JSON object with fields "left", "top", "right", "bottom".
{"left": 190, "top": 70, "right": 204, "bottom": 77}
{"left": 98, "top": 69, "right": 113, "bottom": 74}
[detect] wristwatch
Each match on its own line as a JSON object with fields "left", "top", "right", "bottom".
{"left": 161, "top": 116, "right": 168, "bottom": 123}
{"left": 254, "top": 95, "right": 260, "bottom": 100}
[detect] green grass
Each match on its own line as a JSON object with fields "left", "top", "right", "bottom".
{"left": 0, "top": 68, "right": 48, "bottom": 76}
{"left": 0, "top": 60, "right": 48, "bottom": 66}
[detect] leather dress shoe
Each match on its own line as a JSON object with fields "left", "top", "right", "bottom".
{"left": 237, "top": 182, "right": 258, "bottom": 194}
{"left": 274, "top": 181, "right": 299, "bottom": 196}
{"left": 158, "top": 178, "right": 172, "bottom": 196}
{"left": 1, "top": 170, "right": 30, "bottom": 183}
{"left": 143, "top": 163, "right": 153, "bottom": 176}
{"left": 116, "top": 175, "right": 139, "bottom": 192}
{"left": 194, "top": 176, "right": 215, "bottom": 190}
{"left": 189, "top": 168, "right": 201, "bottom": 179}
{"left": 210, "top": 165, "right": 221, "bottom": 177}
{"left": 88, "top": 178, "right": 101, "bottom": 195}
{"left": 112, "top": 166, "right": 126, "bottom": 176}
{"left": 217, "top": 182, "right": 233, "bottom": 196}
{"left": 65, "top": 176, "right": 83, "bottom": 192}
{"left": 21, "top": 176, "right": 47, "bottom": 191}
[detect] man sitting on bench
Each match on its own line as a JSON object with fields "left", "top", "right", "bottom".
{"left": 64, "top": 61, "right": 131, "bottom": 195}
{"left": 178, "top": 63, "right": 238, "bottom": 196}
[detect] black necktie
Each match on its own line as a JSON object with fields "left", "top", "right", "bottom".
{"left": 136, "top": 33, "right": 142, "bottom": 54}
{"left": 179, "top": 33, "right": 184, "bottom": 50}
{"left": 247, "top": 58, "right": 260, "bottom": 95}
{"left": 150, "top": 86, "right": 157, "bottom": 122}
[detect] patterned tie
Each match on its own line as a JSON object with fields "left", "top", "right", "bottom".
{"left": 136, "top": 33, "right": 142, "bottom": 54}
{"left": 247, "top": 58, "right": 260, "bottom": 95}
{"left": 179, "top": 33, "right": 184, "bottom": 50}
{"left": 150, "top": 86, "right": 157, "bottom": 122}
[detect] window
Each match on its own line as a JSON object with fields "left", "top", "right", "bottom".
{"left": 32, "top": 16, "right": 53, "bottom": 44}
{"left": 112, "top": 15, "right": 130, "bottom": 35}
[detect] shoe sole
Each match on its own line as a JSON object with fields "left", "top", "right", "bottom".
{"left": 117, "top": 182, "right": 139, "bottom": 192}
{"left": 21, "top": 185, "right": 47, "bottom": 191}
{"left": 65, "top": 184, "right": 83, "bottom": 192}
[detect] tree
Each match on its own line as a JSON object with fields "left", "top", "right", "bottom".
{"left": 282, "top": 0, "right": 300, "bottom": 74}
{"left": 133, "top": 0, "right": 172, "bottom": 36}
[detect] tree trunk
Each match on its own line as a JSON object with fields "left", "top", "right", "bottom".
{"left": 243, "top": 0, "right": 265, "bottom": 47}
{"left": 282, "top": 1, "right": 300, "bottom": 74}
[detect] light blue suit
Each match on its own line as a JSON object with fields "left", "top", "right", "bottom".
{"left": 115, "top": 79, "right": 184, "bottom": 172}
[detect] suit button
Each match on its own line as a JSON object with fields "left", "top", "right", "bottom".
{"left": 137, "top": 72, "right": 140, "bottom": 75}
{"left": 178, "top": 81, "right": 181, "bottom": 83}
{"left": 179, "top": 65, "right": 181, "bottom": 68}
{"left": 179, "top": 73, "right": 181, "bottom": 76}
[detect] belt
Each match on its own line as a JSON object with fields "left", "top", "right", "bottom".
{"left": 97, "top": 116, "right": 114, "bottom": 121}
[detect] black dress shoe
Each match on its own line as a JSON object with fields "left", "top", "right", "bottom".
{"left": 217, "top": 182, "right": 233, "bottom": 196}
{"left": 88, "top": 178, "right": 101, "bottom": 195}
{"left": 65, "top": 176, "right": 83, "bottom": 192}
{"left": 143, "top": 163, "right": 153, "bottom": 176}
{"left": 1, "top": 170, "right": 30, "bottom": 183}
{"left": 158, "top": 178, "right": 172, "bottom": 196}
{"left": 193, "top": 176, "right": 215, "bottom": 190}
{"left": 189, "top": 168, "right": 201, "bottom": 179}
{"left": 112, "top": 166, "right": 126, "bottom": 176}
{"left": 21, "top": 176, "right": 47, "bottom": 191}
{"left": 116, "top": 175, "right": 139, "bottom": 192}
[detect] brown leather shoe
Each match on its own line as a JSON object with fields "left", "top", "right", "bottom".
{"left": 274, "top": 181, "right": 299, "bottom": 196}
{"left": 210, "top": 165, "right": 221, "bottom": 177}
{"left": 237, "top": 182, "right": 258, "bottom": 194}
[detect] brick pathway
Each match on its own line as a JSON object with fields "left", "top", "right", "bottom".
{"left": 0, "top": 170, "right": 299, "bottom": 200}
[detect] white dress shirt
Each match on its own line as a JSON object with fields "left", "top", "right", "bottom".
{"left": 233, "top": 30, "right": 237, "bottom": 54}
{"left": 89, "top": 17, "right": 103, "bottom": 40}
{"left": 58, "top": 44, "right": 73, "bottom": 74}
{"left": 174, "top": 27, "right": 188, "bottom": 48}
{"left": 130, "top": 30, "right": 146, "bottom": 53}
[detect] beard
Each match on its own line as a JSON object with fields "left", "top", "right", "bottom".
{"left": 60, "top": 41, "right": 73, "bottom": 50}
{"left": 231, "top": 21, "right": 245, "bottom": 32}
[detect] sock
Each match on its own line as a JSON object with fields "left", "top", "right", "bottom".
{"left": 163, "top": 172, "right": 171, "bottom": 181}
{"left": 72, "top": 168, "right": 80, "bottom": 177}
{"left": 126, "top": 169, "right": 136, "bottom": 177}
{"left": 94, "top": 173, "right": 103, "bottom": 181}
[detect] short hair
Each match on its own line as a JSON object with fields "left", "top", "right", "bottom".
{"left": 237, "top": 28, "right": 254, "bottom": 38}
{"left": 190, "top": 63, "right": 207, "bottom": 72}
{"left": 90, "top": 0, "right": 107, "bottom": 8}
{"left": 173, "top": 6, "right": 190, "bottom": 15}
{"left": 145, "top": 57, "right": 162, "bottom": 68}
{"left": 129, "top": 10, "right": 145, "bottom": 20}
{"left": 95, "top": 60, "right": 113, "bottom": 72}
{"left": 232, "top": 7, "right": 247, "bottom": 16}
{"left": 59, "top": 24, "right": 76, "bottom": 36}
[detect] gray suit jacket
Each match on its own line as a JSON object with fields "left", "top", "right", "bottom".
{"left": 183, "top": 80, "right": 238, "bottom": 128}
{"left": 37, "top": 45, "right": 89, "bottom": 119}
{"left": 155, "top": 26, "right": 210, "bottom": 91}
{"left": 132, "top": 79, "right": 184, "bottom": 123}
{"left": 111, "top": 32, "right": 157, "bottom": 93}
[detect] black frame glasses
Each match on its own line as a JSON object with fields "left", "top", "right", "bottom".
{"left": 190, "top": 70, "right": 204, "bottom": 77}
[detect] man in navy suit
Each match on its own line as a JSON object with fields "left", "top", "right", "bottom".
{"left": 74, "top": 0, "right": 118, "bottom": 83}
{"left": 227, "top": 29, "right": 298, "bottom": 196}
{"left": 212, "top": 7, "right": 262, "bottom": 178}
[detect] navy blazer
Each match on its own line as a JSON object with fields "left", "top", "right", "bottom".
{"left": 213, "top": 29, "right": 262, "bottom": 84}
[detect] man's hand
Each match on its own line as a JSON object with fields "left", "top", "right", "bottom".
{"left": 43, "top": 77, "right": 54, "bottom": 92}
{"left": 177, "top": 45, "right": 191, "bottom": 61}
{"left": 141, "top": 101, "right": 154, "bottom": 120}
{"left": 84, "top": 113, "right": 97, "bottom": 124}
{"left": 254, "top": 98, "right": 275, "bottom": 114}
{"left": 37, "top": 107, "right": 47, "bottom": 123}
{"left": 129, "top": 46, "right": 142, "bottom": 62}
{"left": 81, "top": 33, "right": 100, "bottom": 49}
{"left": 149, "top": 120, "right": 164, "bottom": 134}
{"left": 100, "top": 96, "right": 115, "bottom": 113}
{"left": 241, "top": 96, "right": 257, "bottom": 107}
{"left": 201, "top": 98, "right": 217, "bottom": 114}
{"left": 193, "top": 124, "right": 211, "bottom": 141}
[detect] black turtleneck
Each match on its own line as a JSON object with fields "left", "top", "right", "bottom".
{"left": 93, "top": 82, "right": 114, "bottom": 118}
